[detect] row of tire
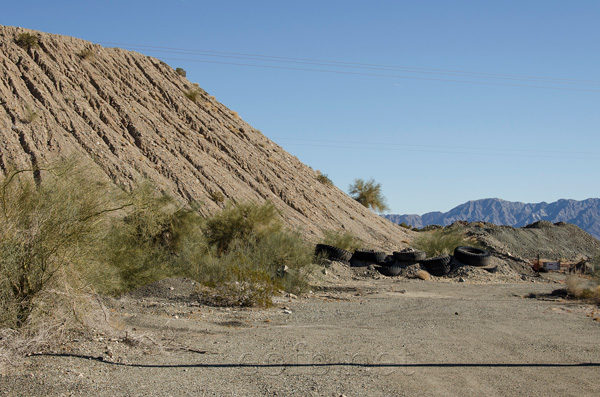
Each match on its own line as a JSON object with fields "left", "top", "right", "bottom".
{"left": 314, "top": 244, "right": 491, "bottom": 277}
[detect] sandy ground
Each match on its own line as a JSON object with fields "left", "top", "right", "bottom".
{"left": 1, "top": 265, "right": 599, "bottom": 396}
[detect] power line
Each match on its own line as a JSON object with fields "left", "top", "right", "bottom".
{"left": 103, "top": 45, "right": 600, "bottom": 87}
{"left": 272, "top": 137, "right": 600, "bottom": 156}
{"left": 152, "top": 56, "right": 600, "bottom": 93}
{"left": 270, "top": 138, "right": 600, "bottom": 160}
{"left": 96, "top": 41, "right": 600, "bottom": 86}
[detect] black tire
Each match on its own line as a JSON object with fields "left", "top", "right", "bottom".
{"left": 453, "top": 246, "right": 491, "bottom": 267}
{"left": 314, "top": 244, "right": 352, "bottom": 263}
{"left": 377, "top": 265, "right": 403, "bottom": 277}
{"left": 421, "top": 255, "right": 452, "bottom": 277}
{"left": 392, "top": 250, "right": 426, "bottom": 263}
{"left": 352, "top": 249, "right": 387, "bottom": 263}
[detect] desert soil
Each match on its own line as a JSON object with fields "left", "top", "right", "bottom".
{"left": 1, "top": 263, "right": 599, "bottom": 397}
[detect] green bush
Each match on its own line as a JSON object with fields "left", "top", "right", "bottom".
{"left": 184, "top": 88, "right": 202, "bottom": 103}
{"left": 15, "top": 33, "right": 39, "bottom": 50}
{"left": 78, "top": 47, "right": 95, "bottom": 60}
{"left": 101, "top": 182, "right": 204, "bottom": 293}
{"left": 0, "top": 159, "right": 126, "bottom": 327}
{"left": 0, "top": 159, "right": 316, "bottom": 328}
{"left": 210, "top": 191, "right": 225, "bottom": 203}
{"left": 412, "top": 227, "right": 477, "bottom": 257}
{"left": 204, "top": 201, "right": 282, "bottom": 253}
{"left": 321, "top": 230, "right": 361, "bottom": 252}
{"left": 316, "top": 173, "right": 333, "bottom": 186}
{"left": 176, "top": 67, "right": 187, "bottom": 77}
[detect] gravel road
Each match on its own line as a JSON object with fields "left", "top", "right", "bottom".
{"left": 1, "top": 273, "right": 599, "bottom": 396}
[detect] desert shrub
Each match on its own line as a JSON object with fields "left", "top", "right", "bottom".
{"left": 321, "top": 229, "right": 361, "bottom": 252}
{"left": 210, "top": 191, "right": 225, "bottom": 203}
{"left": 0, "top": 159, "right": 126, "bottom": 328}
{"left": 23, "top": 104, "right": 39, "bottom": 124}
{"left": 418, "top": 224, "right": 443, "bottom": 232}
{"left": 101, "top": 182, "right": 206, "bottom": 293}
{"left": 175, "top": 67, "right": 187, "bottom": 77}
{"left": 15, "top": 33, "right": 39, "bottom": 50}
{"left": 104, "top": 196, "right": 311, "bottom": 303}
{"left": 238, "top": 231, "right": 314, "bottom": 294}
{"left": 348, "top": 178, "right": 389, "bottom": 213}
{"left": 184, "top": 88, "right": 202, "bottom": 103}
{"left": 198, "top": 202, "right": 313, "bottom": 298}
{"left": 413, "top": 228, "right": 476, "bottom": 257}
{"left": 78, "top": 47, "right": 95, "bottom": 60}
{"left": 208, "top": 262, "right": 277, "bottom": 307}
{"left": 203, "top": 201, "right": 282, "bottom": 253}
{"left": 565, "top": 276, "right": 600, "bottom": 302}
{"left": 316, "top": 173, "right": 333, "bottom": 186}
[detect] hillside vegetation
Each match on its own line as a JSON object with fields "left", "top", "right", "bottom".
{"left": 0, "top": 159, "right": 314, "bottom": 329}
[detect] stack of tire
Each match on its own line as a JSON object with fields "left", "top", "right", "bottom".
{"left": 314, "top": 244, "right": 352, "bottom": 264}
{"left": 452, "top": 246, "right": 491, "bottom": 267}
{"left": 373, "top": 249, "right": 425, "bottom": 277}
{"left": 420, "top": 254, "right": 453, "bottom": 277}
{"left": 350, "top": 249, "right": 387, "bottom": 267}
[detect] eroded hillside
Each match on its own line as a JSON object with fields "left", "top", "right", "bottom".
{"left": 0, "top": 26, "right": 410, "bottom": 248}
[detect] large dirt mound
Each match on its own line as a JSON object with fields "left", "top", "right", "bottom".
{"left": 0, "top": 26, "right": 410, "bottom": 248}
{"left": 457, "top": 220, "right": 600, "bottom": 269}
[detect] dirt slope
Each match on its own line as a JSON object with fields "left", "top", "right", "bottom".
{"left": 0, "top": 25, "right": 410, "bottom": 248}
{"left": 458, "top": 220, "right": 600, "bottom": 272}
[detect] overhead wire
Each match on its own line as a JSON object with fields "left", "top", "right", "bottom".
{"left": 95, "top": 41, "right": 600, "bottom": 85}
{"left": 271, "top": 137, "right": 600, "bottom": 156}
{"left": 94, "top": 41, "right": 600, "bottom": 92}
{"left": 89, "top": 41, "right": 599, "bottom": 160}
{"left": 267, "top": 138, "right": 600, "bottom": 160}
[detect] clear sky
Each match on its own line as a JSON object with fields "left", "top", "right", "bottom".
{"left": 2, "top": 1, "right": 599, "bottom": 214}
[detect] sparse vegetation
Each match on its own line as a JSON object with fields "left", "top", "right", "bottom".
{"left": 565, "top": 276, "right": 600, "bottom": 303}
{"left": 412, "top": 227, "right": 477, "bottom": 257}
{"left": 0, "top": 158, "right": 315, "bottom": 332}
{"left": 15, "top": 33, "right": 39, "bottom": 50}
{"left": 348, "top": 178, "right": 389, "bottom": 213}
{"left": 210, "top": 190, "right": 225, "bottom": 203}
{"left": 0, "top": 159, "right": 127, "bottom": 328}
{"left": 316, "top": 171, "right": 333, "bottom": 186}
{"left": 78, "top": 47, "right": 95, "bottom": 60}
{"left": 23, "top": 104, "right": 39, "bottom": 124}
{"left": 321, "top": 230, "right": 361, "bottom": 252}
{"left": 175, "top": 67, "right": 187, "bottom": 77}
{"left": 184, "top": 88, "right": 202, "bottom": 103}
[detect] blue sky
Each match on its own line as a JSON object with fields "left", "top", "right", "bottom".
{"left": 2, "top": 1, "right": 599, "bottom": 214}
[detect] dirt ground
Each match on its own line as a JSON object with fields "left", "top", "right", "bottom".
{"left": 1, "top": 263, "right": 599, "bottom": 396}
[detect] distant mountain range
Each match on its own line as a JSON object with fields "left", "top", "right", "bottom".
{"left": 384, "top": 198, "right": 600, "bottom": 239}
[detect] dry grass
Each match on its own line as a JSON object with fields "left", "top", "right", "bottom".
{"left": 184, "top": 88, "right": 202, "bottom": 103}
{"left": 15, "top": 33, "right": 39, "bottom": 50}
{"left": 78, "top": 47, "right": 95, "bottom": 60}
{"left": 413, "top": 227, "right": 478, "bottom": 257}
{"left": 1, "top": 159, "right": 315, "bottom": 364}
{"left": 416, "top": 270, "right": 431, "bottom": 280}
{"left": 565, "top": 276, "right": 600, "bottom": 303}
{"left": 321, "top": 230, "right": 361, "bottom": 252}
{"left": 23, "top": 104, "right": 39, "bottom": 124}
